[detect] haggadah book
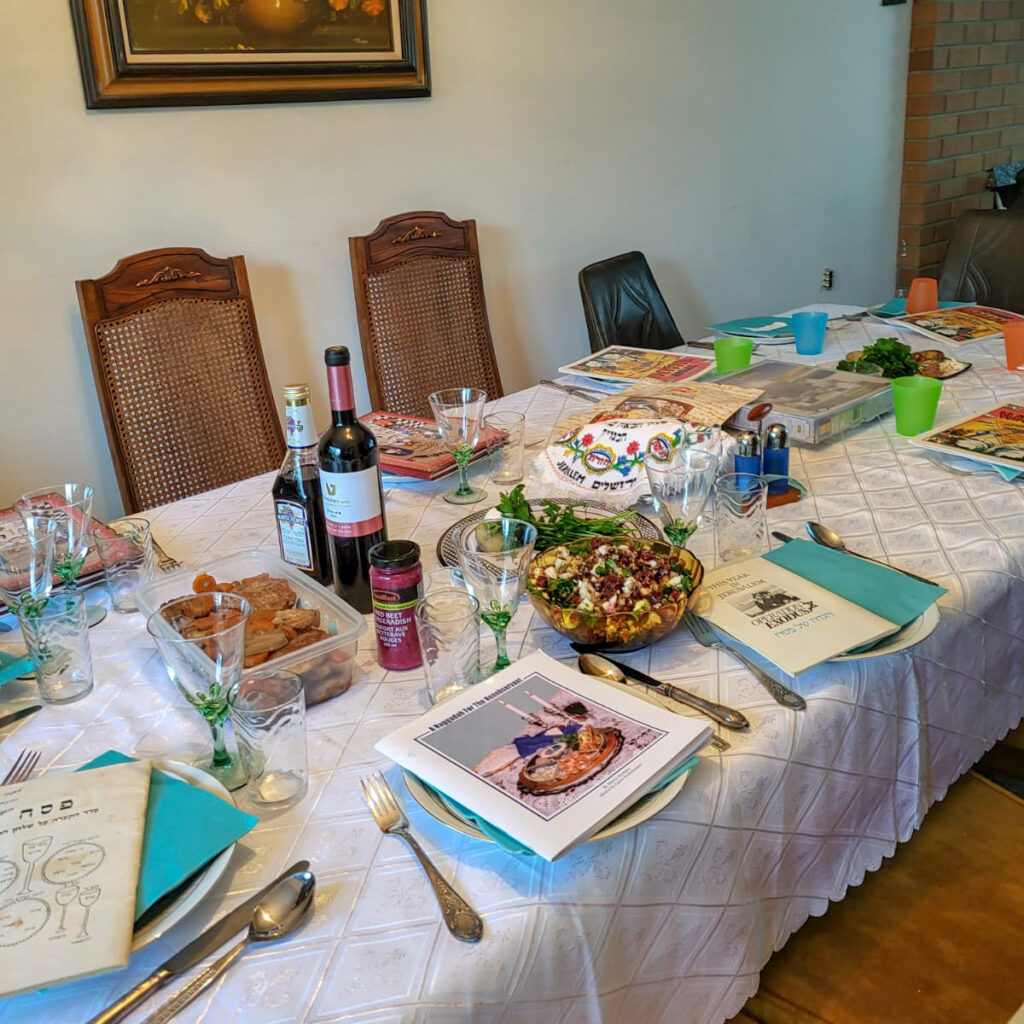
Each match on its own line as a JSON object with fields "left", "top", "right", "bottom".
{"left": 0, "top": 760, "right": 151, "bottom": 997}
{"left": 377, "top": 651, "right": 711, "bottom": 861}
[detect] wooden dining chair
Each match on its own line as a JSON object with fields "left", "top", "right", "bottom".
{"left": 578, "top": 251, "right": 685, "bottom": 353}
{"left": 937, "top": 209, "right": 1024, "bottom": 313}
{"left": 77, "top": 247, "right": 285, "bottom": 513}
{"left": 349, "top": 211, "right": 504, "bottom": 418}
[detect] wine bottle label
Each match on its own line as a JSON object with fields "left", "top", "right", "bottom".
{"left": 284, "top": 404, "right": 316, "bottom": 449}
{"left": 320, "top": 467, "right": 383, "bottom": 538}
{"left": 275, "top": 500, "right": 313, "bottom": 569}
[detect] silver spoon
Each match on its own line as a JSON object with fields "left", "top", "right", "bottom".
{"left": 805, "top": 522, "right": 939, "bottom": 587}
{"left": 577, "top": 653, "right": 738, "bottom": 748}
{"left": 141, "top": 869, "right": 316, "bottom": 1024}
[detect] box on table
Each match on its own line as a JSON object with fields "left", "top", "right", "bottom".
{"left": 136, "top": 550, "right": 365, "bottom": 705}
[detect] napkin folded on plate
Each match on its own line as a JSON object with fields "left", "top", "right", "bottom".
{"left": 0, "top": 650, "right": 33, "bottom": 685}
{"left": 417, "top": 755, "right": 701, "bottom": 855}
{"left": 764, "top": 539, "right": 945, "bottom": 626}
{"left": 79, "top": 750, "right": 258, "bottom": 920}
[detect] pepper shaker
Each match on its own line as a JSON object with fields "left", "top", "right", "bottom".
{"left": 734, "top": 430, "right": 761, "bottom": 490}
{"left": 763, "top": 423, "right": 789, "bottom": 496}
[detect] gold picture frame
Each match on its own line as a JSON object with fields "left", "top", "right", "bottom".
{"left": 69, "top": 0, "right": 429, "bottom": 109}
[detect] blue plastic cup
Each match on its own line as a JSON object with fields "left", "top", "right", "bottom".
{"left": 791, "top": 311, "right": 828, "bottom": 355}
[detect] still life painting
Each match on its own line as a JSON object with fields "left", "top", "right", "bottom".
{"left": 69, "top": 0, "right": 429, "bottom": 108}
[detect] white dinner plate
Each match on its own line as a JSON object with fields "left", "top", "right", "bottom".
{"left": 130, "top": 759, "right": 236, "bottom": 951}
{"left": 402, "top": 682, "right": 698, "bottom": 852}
{"left": 829, "top": 603, "right": 940, "bottom": 662}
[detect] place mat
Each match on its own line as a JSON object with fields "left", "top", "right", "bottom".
{"left": 764, "top": 539, "right": 944, "bottom": 626}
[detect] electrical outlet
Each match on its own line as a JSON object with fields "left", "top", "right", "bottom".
{"left": 821, "top": 268, "right": 834, "bottom": 290}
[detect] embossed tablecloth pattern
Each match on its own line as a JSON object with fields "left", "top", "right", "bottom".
{"left": 1, "top": 324, "right": 1022, "bottom": 1024}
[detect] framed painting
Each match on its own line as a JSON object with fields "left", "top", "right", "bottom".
{"left": 69, "top": 0, "right": 429, "bottom": 108}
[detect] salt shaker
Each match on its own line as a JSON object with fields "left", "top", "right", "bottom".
{"left": 763, "top": 423, "right": 790, "bottom": 496}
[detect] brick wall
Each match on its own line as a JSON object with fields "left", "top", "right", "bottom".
{"left": 898, "top": 0, "right": 1024, "bottom": 290}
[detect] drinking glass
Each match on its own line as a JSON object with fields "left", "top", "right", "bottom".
{"left": 645, "top": 449, "right": 719, "bottom": 548}
{"left": 16, "top": 484, "right": 105, "bottom": 627}
{"left": 485, "top": 411, "right": 526, "bottom": 486}
{"left": 96, "top": 518, "right": 154, "bottom": 614}
{"left": 0, "top": 517, "right": 57, "bottom": 616}
{"left": 791, "top": 311, "right": 828, "bottom": 356}
{"left": 906, "top": 277, "right": 939, "bottom": 315}
{"left": 714, "top": 473, "right": 769, "bottom": 563}
{"left": 456, "top": 517, "right": 537, "bottom": 673}
{"left": 1003, "top": 320, "right": 1024, "bottom": 371}
{"left": 147, "top": 592, "right": 251, "bottom": 790}
{"left": 414, "top": 588, "right": 480, "bottom": 704}
{"left": 891, "top": 376, "right": 942, "bottom": 436}
{"left": 428, "top": 388, "right": 488, "bottom": 504}
{"left": 713, "top": 336, "right": 754, "bottom": 375}
{"left": 228, "top": 669, "right": 308, "bottom": 810}
{"left": 18, "top": 591, "right": 94, "bottom": 705}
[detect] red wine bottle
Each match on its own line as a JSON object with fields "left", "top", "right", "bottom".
{"left": 272, "top": 384, "right": 332, "bottom": 586}
{"left": 318, "top": 347, "right": 387, "bottom": 613}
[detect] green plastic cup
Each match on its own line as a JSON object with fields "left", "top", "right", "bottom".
{"left": 714, "top": 336, "right": 754, "bottom": 376}
{"left": 891, "top": 375, "right": 942, "bottom": 436}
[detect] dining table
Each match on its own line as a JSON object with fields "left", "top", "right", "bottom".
{"left": 1, "top": 315, "right": 1023, "bottom": 1024}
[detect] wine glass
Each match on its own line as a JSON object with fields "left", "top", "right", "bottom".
{"left": 645, "top": 449, "right": 719, "bottom": 548}
{"left": 15, "top": 484, "right": 106, "bottom": 627}
{"left": 77, "top": 886, "right": 101, "bottom": 938}
{"left": 0, "top": 517, "right": 57, "bottom": 616}
{"left": 147, "top": 592, "right": 251, "bottom": 791}
{"left": 428, "top": 388, "right": 488, "bottom": 504}
{"left": 456, "top": 517, "right": 537, "bottom": 673}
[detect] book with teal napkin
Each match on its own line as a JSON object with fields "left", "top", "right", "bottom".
{"left": 697, "top": 541, "right": 944, "bottom": 674}
{"left": 78, "top": 750, "right": 257, "bottom": 920}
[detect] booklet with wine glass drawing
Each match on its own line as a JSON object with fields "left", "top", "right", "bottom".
{"left": 376, "top": 651, "right": 711, "bottom": 861}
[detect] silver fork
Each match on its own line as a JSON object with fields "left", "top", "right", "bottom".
{"left": 2, "top": 749, "right": 40, "bottom": 786}
{"left": 923, "top": 453, "right": 977, "bottom": 477}
{"left": 151, "top": 537, "right": 182, "bottom": 572}
{"left": 683, "top": 611, "right": 807, "bottom": 710}
{"left": 361, "top": 772, "right": 483, "bottom": 943}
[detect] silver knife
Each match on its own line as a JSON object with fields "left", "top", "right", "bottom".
{"left": 0, "top": 705, "right": 41, "bottom": 729}
{"left": 572, "top": 647, "right": 749, "bottom": 729}
{"left": 86, "top": 859, "right": 311, "bottom": 1024}
{"left": 538, "top": 379, "right": 602, "bottom": 401}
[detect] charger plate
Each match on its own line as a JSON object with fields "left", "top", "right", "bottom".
{"left": 435, "top": 500, "right": 661, "bottom": 567}
{"left": 130, "top": 759, "right": 236, "bottom": 950}
{"left": 830, "top": 604, "right": 940, "bottom": 662}
{"left": 402, "top": 682, "right": 698, "bottom": 852}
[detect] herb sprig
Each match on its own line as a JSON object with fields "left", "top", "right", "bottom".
{"left": 495, "top": 484, "right": 637, "bottom": 550}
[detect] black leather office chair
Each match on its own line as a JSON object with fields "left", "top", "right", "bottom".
{"left": 937, "top": 210, "right": 1024, "bottom": 313}
{"left": 578, "top": 251, "right": 685, "bottom": 353}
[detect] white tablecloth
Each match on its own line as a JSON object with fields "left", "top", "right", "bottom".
{"left": 2, "top": 322, "right": 1023, "bottom": 1024}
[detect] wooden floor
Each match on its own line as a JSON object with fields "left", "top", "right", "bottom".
{"left": 733, "top": 751, "right": 1024, "bottom": 1024}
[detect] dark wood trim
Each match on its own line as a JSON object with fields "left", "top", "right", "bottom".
{"left": 69, "top": 0, "right": 429, "bottom": 109}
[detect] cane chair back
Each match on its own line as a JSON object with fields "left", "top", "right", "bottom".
{"left": 349, "top": 212, "right": 504, "bottom": 418}
{"left": 77, "top": 248, "right": 284, "bottom": 513}
{"left": 579, "top": 251, "right": 685, "bottom": 353}
{"left": 937, "top": 210, "right": 1024, "bottom": 313}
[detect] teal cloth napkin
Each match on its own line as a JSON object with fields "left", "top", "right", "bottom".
{"left": 0, "top": 651, "right": 33, "bottom": 686}
{"left": 706, "top": 316, "right": 793, "bottom": 338}
{"left": 78, "top": 750, "right": 258, "bottom": 920}
{"left": 764, "top": 539, "right": 945, "bottom": 627}
{"left": 419, "top": 755, "right": 701, "bottom": 856}
{"left": 871, "top": 298, "right": 963, "bottom": 318}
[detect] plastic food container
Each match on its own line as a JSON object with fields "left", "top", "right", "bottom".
{"left": 136, "top": 550, "right": 365, "bottom": 705}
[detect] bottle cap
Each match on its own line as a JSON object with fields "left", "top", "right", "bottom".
{"left": 736, "top": 431, "right": 760, "bottom": 456}
{"left": 324, "top": 347, "right": 350, "bottom": 367}
{"left": 282, "top": 383, "right": 311, "bottom": 403}
{"left": 369, "top": 540, "right": 420, "bottom": 571}
{"left": 765, "top": 424, "right": 789, "bottom": 449}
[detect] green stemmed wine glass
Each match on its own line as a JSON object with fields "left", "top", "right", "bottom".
{"left": 456, "top": 517, "right": 537, "bottom": 673}
{"left": 428, "top": 387, "right": 488, "bottom": 504}
{"left": 0, "top": 516, "right": 57, "bottom": 617}
{"left": 16, "top": 483, "right": 106, "bottom": 626}
{"left": 147, "top": 592, "right": 251, "bottom": 791}
{"left": 645, "top": 449, "right": 719, "bottom": 548}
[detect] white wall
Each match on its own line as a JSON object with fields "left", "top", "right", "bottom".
{"left": 0, "top": 0, "right": 911, "bottom": 519}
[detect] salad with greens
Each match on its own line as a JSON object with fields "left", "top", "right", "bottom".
{"left": 837, "top": 337, "right": 919, "bottom": 378}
